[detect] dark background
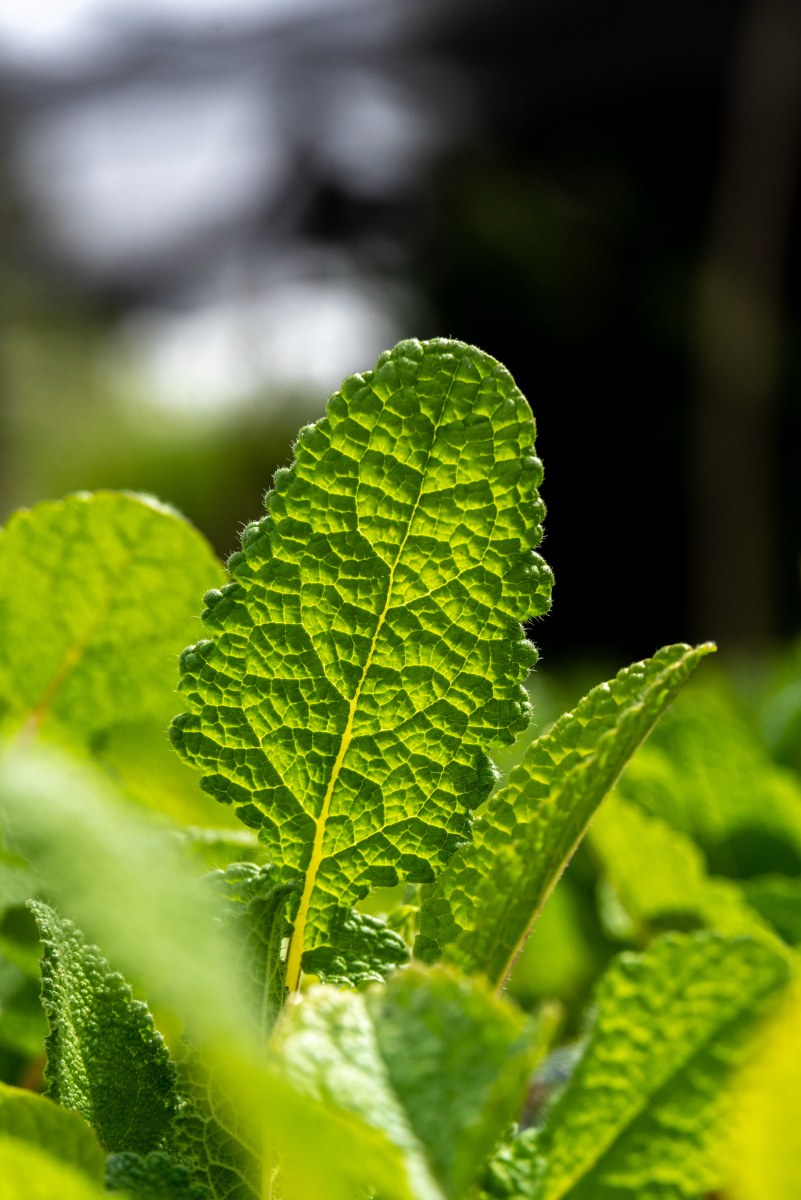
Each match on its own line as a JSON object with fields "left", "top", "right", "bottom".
{"left": 1, "top": 0, "right": 799, "bottom": 667}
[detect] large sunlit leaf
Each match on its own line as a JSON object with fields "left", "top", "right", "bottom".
{"left": 169, "top": 338, "right": 552, "bottom": 988}
{"left": 416, "top": 643, "right": 713, "bottom": 985}
{"left": 0, "top": 1136, "right": 106, "bottom": 1200}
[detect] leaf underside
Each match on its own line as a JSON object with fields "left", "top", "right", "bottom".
{"left": 29, "top": 902, "right": 176, "bottom": 1156}
{"left": 416, "top": 642, "right": 714, "bottom": 985}
{"left": 169, "top": 338, "right": 552, "bottom": 985}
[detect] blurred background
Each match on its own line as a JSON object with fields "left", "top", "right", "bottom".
{"left": 2, "top": 0, "right": 801, "bottom": 666}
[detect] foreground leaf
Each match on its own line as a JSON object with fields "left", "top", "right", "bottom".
{"left": 531, "top": 932, "right": 788, "bottom": 1200}
{"left": 169, "top": 337, "right": 553, "bottom": 988}
{"left": 725, "top": 987, "right": 801, "bottom": 1200}
{"left": 29, "top": 901, "right": 176, "bottom": 1155}
{"left": 0, "top": 491, "right": 222, "bottom": 747}
{"left": 0, "top": 1136, "right": 106, "bottom": 1200}
{"left": 416, "top": 643, "right": 713, "bottom": 985}
{"left": 369, "top": 964, "right": 538, "bottom": 1199}
{"left": 0, "top": 1081, "right": 105, "bottom": 1183}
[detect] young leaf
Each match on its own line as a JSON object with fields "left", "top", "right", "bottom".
{"left": 169, "top": 338, "right": 552, "bottom": 988}
{"left": 0, "top": 1136, "right": 106, "bottom": 1200}
{"left": 368, "top": 964, "right": 538, "bottom": 1200}
{"left": 416, "top": 642, "right": 713, "bottom": 985}
{"left": 589, "top": 792, "right": 784, "bottom": 950}
{"left": 29, "top": 901, "right": 177, "bottom": 1155}
{"left": 105, "top": 1150, "right": 211, "bottom": 1199}
{"left": 0, "top": 1081, "right": 105, "bottom": 1184}
{"left": 531, "top": 932, "right": 789, "bottom": 1200}
{"left": 0, "top": 490, "right": 222, "bottom": 746}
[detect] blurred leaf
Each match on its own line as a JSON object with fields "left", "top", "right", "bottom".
{"left": 0, "top": 1081, "right": 104, "bottom": 1182}
{"left": 0, "top": 1135, "right": 107, "bottom": 1199}
{"left": 169, "top": 338, "right": 552, "bottom": 992}
{"left": 618, "top": 682, "right": 801, "bottom": 877}
{"left": 0, "top": 745, "right": 429, "bottom": 1200}
{"left": 741, "top": 874, "right": 801, "bottom": 945}
{"left": 531, "top": 933, "right": 789, "bottom": 1200}
{"left": 0, "top": 864, "right": 36, "bottom": 915}
{"left": 30, "top": 902, "right": 176, "bottom": 1155}
{"left": 588, "top": 792, "right": 783, "bottom": 949}
{"left": 0, "top": 489, "right": 223, "bottom": 747}
{"left": 0, "top": 746, "right": 246, "bottom": 1045}
{"left": 416, "top": 643, "right": 713, "bottom": 985}
{"left": 105, "top": 1150, "right": 211, "bottom": 1198}
{"left": 368, "top": 964, "right": 538, "bottom": 1199}
{"left": 273, "top": 983, "right": 443, "bottom": 1200}
{"left": 505, "top": 879, "right": 600, "bottom": 1013}
{"left": 726, "top": 987, "right": 801, "bottom": 1200}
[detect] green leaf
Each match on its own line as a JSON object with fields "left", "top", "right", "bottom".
{"left": 0, "top": 1081, "right": 105, "bottom": 1183}
{"left": 171, "top": 1048, "right": 262, "bottom": 1200}
{"left": 105, "top": 1151, "right": 212, "bottom": 1199}
{"left": 416, "top": 643, "right": 713, "bottom": 985}
{"left": 0, "top": 1136, "right": 106, "bottom": 1199}
{"left": 169, "top": 337, "right": 552, "bottom": 989}
{"left": 0, "top": 490, "right": 223, "bottom": 746}
{"left": 368, "top": 964, "right": 538, "bottom": 1199}
{"left": 531, "top": 932, "right": 789, "bottom": 1200}
{"left": 724, "top": 989, "right": 801, "bottom": 1200}
{"left": 617, "top": 679, "right": 801, "bottom": 876}
{"left": 742, "top": 874, "right": 801, "bottom": 945}
{"left": 302, "top": 908, "right": 409, "bottom": 987}
{"left": 588, "top": 792, "right": 784, "bottom": 949}
{"left": 29, "top": 901, "right": 176, "bottom": 1155}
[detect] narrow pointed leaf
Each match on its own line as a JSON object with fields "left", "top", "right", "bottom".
{"left": 169, "top": 338, "right": 552, "bottom": 987}
{"left": 416, "top": 642, "right": 714, "bottom": 985}
{"left": 532, "top": 933, "right": 788, "bottom": 1200}
{"left": 29, "top": 901, "right": 177, "bottom": 1155}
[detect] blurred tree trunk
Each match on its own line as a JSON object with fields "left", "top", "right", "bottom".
{"left": 692, "top": 0, "right": 801, "bottom": 651}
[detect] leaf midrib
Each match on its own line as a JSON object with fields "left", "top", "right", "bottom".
{"left": 285, "top": 371, "right": 456, "bottom": 991}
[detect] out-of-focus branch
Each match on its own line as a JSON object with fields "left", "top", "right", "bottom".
{"left": 692, "top": 0, "right": 801, "bottom": 651}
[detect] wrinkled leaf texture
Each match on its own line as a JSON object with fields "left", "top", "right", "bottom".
{"left": 170, "top": 338, "right": 552, "bottom": 988}
{"left": 417, "top": 643, "right": 714, "bottom": 985}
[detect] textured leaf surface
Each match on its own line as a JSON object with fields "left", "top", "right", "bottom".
{"left": 532, "top": 933, "right": 789, "bottom": 1200}
{"left": 0, "top": 1081, "right": 104, "bottom": 1183}
{"left": 589, "top": 792, "right": 782, "bottom": 949}
{"left": 0, "top": 1136, "right": 106, "bottom": 1199}
{"left": 369, "top": 964, "right": 536, "bottom": 1199}
{"left": 0, "top": 491, "right": 222, "bottom": 746}
{"left": 726, "top": 988, "right": 801, "bottom": 1200}
{"left": 171, "top": 1051, "right": 261, "bottom": 1200}
{"left": 106, "top": 1151, "right": 211, "bottom": 1199}
{"left": 29, "top": 901, "right": 176, "bottom": 1155}
{"left": 273, "top": 983, "right": 442, "bottom": 1200}
{"left": 416, "top": 643, "right": 713, "bottom": 984}
{"left": 169, "top": 338, "right": 552, "bottom": 987}
{"left": 303, "top": 908, "right": 409, "bottom": 987}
